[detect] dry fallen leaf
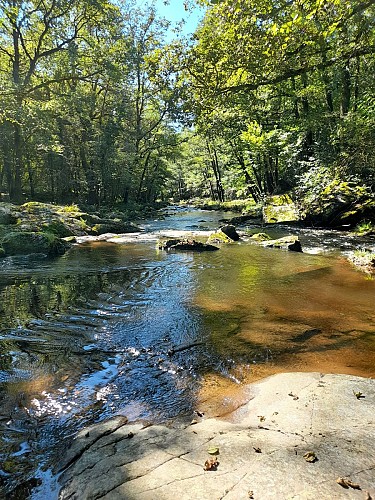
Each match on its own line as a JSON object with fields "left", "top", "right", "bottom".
{"left": 336, "top": 477, "right": 361, "bottom": 490}
{"left": 203, "top": 457, "right": 219, "bottom": 471}
{"left": 303, "top": 451, "right": 317, "bottom": 463}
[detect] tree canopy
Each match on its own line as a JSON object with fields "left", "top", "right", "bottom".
{"left": 0, "top": 0, "right": 374, "bottom": 223}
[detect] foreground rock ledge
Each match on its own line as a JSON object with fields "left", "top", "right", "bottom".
{"left": 58, "top": 373, "right": 375, "bottom": 499}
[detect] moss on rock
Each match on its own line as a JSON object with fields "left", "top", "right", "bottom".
{"left": 250, "top": 232, "right": 271, "bottom": 242}
{"left": 206, "top": 229, "right": 234, "bottom": 245}
{"left": 262, "top": 235, "right": 303, "bottom": 252}
{"left": 1, "top": 231, "right": 70, "bottom": 256}
{"left": 41, "top": 220, "right": 74, "bottom": 238}
{"left": 263, "top": 195, "right": 298, "bottom": 223}
{"left": 91, "top": 222, "right": 141, "bottom": 235}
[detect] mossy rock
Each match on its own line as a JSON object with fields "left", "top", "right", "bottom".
{"left": 20, "top": 201, "right": 55, "bottom": 214}
{"left": 1, "top": 231, "right": 70, "bottom": 256}
{"left": 262, "top": 235, "right": 303, "bottom": 252}
{"left": 91, "top": 222, "right": 141, "bottom": 235}
{"left": 41, "top": 220, "right": 74, "bottom": 238}
{"left": 250, "top": 232, "right": 271, "bottom": 242}
{"left": 0, "top": 225, "right": 9, "bottom": 239}
{"left": 78, "top": 213, "right": 103, "bottom": 226}
{"left": 0, "top": 206, "right": 17, "bottom": 224}
{"left": 220, "top": 224, "right": 240, "bottom": 241}
{"left": 206, "top": 230, "right": 234, "bottom": 245}
{"left": 263, "top": 195, "right": 298, "bottom": 223}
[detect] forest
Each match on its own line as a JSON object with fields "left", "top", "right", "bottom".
{"left": 1, "top": 3, "right": 375, "bottom": 497}
{"left": 0, "top": 0, "right": 374, "bottom": 226}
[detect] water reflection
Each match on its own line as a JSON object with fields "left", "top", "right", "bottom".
{"left": 193, "top": 244, "right": 375, "bottom": 414}
{"left": 0, "top": 210, "right": 374, "bottom": 498}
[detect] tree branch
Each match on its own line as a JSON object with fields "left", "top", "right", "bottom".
{"left": 210, "top": 46, "right": 375, "bottom": 96}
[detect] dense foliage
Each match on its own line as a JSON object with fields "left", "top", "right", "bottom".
{"left": 178, "top": 0, "right": 375, "bottom": 212}
{"left": 1, "top": 0, "right": 374, "bottom": 225}
{"left": 0, "top": 0, "right": 181, "bottom": 205}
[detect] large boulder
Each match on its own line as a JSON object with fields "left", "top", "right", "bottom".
{"left": 57, "top": 373, "right": 375, "bottom": 500}
{"left": 1, "top": 231, "right": 70, "bottom": 257}
{"left": 263, "top": 194, "right": 298, "bottom": 223}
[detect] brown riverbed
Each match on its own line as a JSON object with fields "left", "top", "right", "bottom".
{"left": 0, "top": 208, "right": 374, "bottom": 498}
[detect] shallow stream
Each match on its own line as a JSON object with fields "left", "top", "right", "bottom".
{"left": 0, "top": 207, "right": 374, "bottom": 498}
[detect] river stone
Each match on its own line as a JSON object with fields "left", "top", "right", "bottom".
{"left": 91, "top": 221, "right": 141, "bottom": 235}
{"left": 220, "top": 224, "right": 240, "bottom": 241}
{"left": 262, "top": 235, "right": 303, "bottom": 252}
{"left": 250, "top": 232, "right": 271, "bottom": 242}
{"left": 288, "top": 240, "right": 303, "bottom": 252}
{"left": 157, "top": 238, "right": 182, "bottom": 250}
{"left": 58, "top": 372, "right": 375, "bottom": 500}
{"left": 1, "top": 231, "right": 70, "bottom": 256}
{"left": 165, "top": 239, "right": 219, "bottom": 252}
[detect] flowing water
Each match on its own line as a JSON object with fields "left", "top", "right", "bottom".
{"left": 0, "top": 207, "right": 374, "bottom": 498}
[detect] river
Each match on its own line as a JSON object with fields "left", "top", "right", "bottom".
{"left": 0, "top": 206, "right": 374, "bottom": 498}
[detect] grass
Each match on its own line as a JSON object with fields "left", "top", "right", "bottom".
{"left": 353, "top": 220, "right": 375, "bottom": 236}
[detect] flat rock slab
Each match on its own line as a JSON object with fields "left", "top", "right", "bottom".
{"left": 58, "top": 373, "right": 375, "bottom": 499}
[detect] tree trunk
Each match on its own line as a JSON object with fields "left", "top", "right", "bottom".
{"left": 80, "top": 144, "right": 99, "bottom": 206}
{"left": 340, "top": 62, "right": 351, "bottom": 116}
{"left": 12, "top": 121, "right": 23, "bottom": 202}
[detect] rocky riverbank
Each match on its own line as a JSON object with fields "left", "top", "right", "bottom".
{"left": 0, "top": 202, "right": 142, "bottom": 257}
{"left": 0, "top": 201, "right": 374, "bottom": 275}
{"left": 57, "top": 372, "right": 375, "bottom": 500}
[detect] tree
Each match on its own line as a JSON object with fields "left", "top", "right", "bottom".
{"left": 179, "top": 0, "right": 375, "bottom": 202}
{"left": 0, "top": 0, "right": 120, "bottom": 201}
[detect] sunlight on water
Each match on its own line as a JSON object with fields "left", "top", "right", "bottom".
{"left": 0, "top": 207, "right": 374, "bottom": 497}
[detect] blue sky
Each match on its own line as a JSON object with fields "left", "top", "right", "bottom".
{"left": 135, "top": 0, "right": 206, "bottom": 37}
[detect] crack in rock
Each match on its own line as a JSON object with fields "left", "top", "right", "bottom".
{"left": 220, "top": 471, "right": 248, "bottom": 499}
{"left": 57, "top": 418, "right": 129, "bottom": 473}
